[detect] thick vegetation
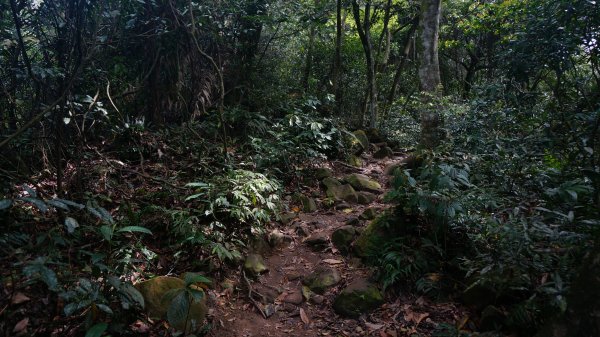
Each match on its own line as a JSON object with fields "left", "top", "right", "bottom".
{"left": 0, "top": 0, "right": 598, "bottom": 336}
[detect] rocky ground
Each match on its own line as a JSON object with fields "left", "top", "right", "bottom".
{"left": 205, "top": 148, "right": 470, "bottom": 337}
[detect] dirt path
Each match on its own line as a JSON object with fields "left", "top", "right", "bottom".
{"left": 206, "top": 154, "right": 467, "bottom": 337}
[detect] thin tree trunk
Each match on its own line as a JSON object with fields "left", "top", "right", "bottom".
{"left": 303, "top": 25, "right": 317, "bottom": 92}
{"left": 333, "top": 0, "right": 343, "bottom": 114}
{"left": 386, "top": 18, "right": 419, "bottom": 111}
{"left": 352, "top": 0, "right": 377, "bottom": 128}
{"left": 418, "top": 0, "right": 442, "bottom": 148}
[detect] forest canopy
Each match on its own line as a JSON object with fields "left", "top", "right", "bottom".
{"left": 1, "top": 0, "right": 599, "bottom": 336}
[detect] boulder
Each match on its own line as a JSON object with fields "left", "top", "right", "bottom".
{"left": 357, "top": 191, "right": 377, "bottom": 205}
{"left": 136, "top": 276, "right": 207, "bottom": 331}
{"left": 373, "top": 146, "right": 394, "bottom": 159}
{"left": 314, "top": 167, "right": 333, "bottom": 180}
{"left": 304, "top": 232, "right": 329, "bottom": 251}
{"left": 322, "top": 177, "right": 342, "bottom": 190}
{"left": 279, "top": 212, "right": 297, "bottom": 225}
{"left": 344, "top": 174, "right": 382, "bottom": 193}
{"left": 333, "top": 278, "right": 383, "bottom": 318}
{"left": 298, "top": 194, "right": 318, "bottom": 213}
{"left": 244, "top": 254, "right": 269, "bottom": 275}
{"left": 302, "top": 266, "right": 341, "bottom": 294}
{"left": 354, "top": 216, "right": 388, "bottom": 257}
{"left": 282, "top": 290, "right": 304, "bottom": 305}
{"left": 359, "top": 208, "right": 378, "bottom": 220}
{"left": 249, "top": 235, "right": 271, "bottom": 255}
{"left": 326, "top": 184, "right": 358, "bottom": 203}
{"left": 347, "top": 154, "right": 363, "bottom": 167}
{"left": 345, "top": 217, "right": 360, "bottom": 227}
{"left": 331, "top": 226, "right": 357, "bottom": 255}
{"left": 352, "top": 130, "right": 369, "bottom": 155}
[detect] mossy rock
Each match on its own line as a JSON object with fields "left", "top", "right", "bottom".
{"left": 279, "top": 212, "right": 297, "bottom": 225}
{"left": 302, "top": 266, "right": 341, "bottom": 294}
{"left": 357, "top": 191, "right": 376, "bottom": 205}
{"left": 333, "top": 278, "right": 383, "bottom": 318}
{"left": 351, "top": 130, "right": 369, "bottom": 155}
{"left": 344, "top": 174, "right": 382, "bottom": 193}
{"left": 347, "top": 154, "right": 363, "bottom": 167}
{"left": 353, "top": 216, "right": 389, "bottom": 257}
{"left": 331, "top": 226, "right": 357, "bottom": 255}
{"left": 136, "top": 276, "right": 207, "bottom": 331}
{"left": 359, "top": 207, "right": 379, "bottom": 220}
{"left": 298, "top": 194, "right": 318, "bottom": 212}
{"left": 326, "top": 184, "right": 358, "bottom": 203}
{"left": 314, "top": 167, "right": 333, "bottom": 180}
{"left": 322, "top": 177, "right": 342, "bottom": 190}
{"left": 373, "top": 146, "right": 394, "bottom": 159}
{"left": 244, "top": 254, "right": 269, "bottom": 275}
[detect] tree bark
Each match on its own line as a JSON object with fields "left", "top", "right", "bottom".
{"left": 332, "top": 0, "right": 343, "bottom": 114}
{"left": 352, "top": 0, "right": 377, "bottom": 128}
{"left": 302, "top": 25, "right": 316, "bottom": 92}
{"left": 418, "top": 0, "right": 442, "bottom": 148}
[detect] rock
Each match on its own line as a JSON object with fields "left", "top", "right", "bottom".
{"left": 279, "top": 212, "right": 297, "bottom": 225}
{"left": 345, "top": 217, "right": 360, "bottom": 227}
{"left": 287, "top": 271, "right": 302, "bottom": 281}
{"left": 359, "top": 208, "right": 378, "bottom": 220}
{"left": 315, "top": 167, "right": 333, "bottom": 180}
{"left": 283, "top": 290, "right": 304, "bottom": 305}
{"left": 302, "top": 266, "right": 341, "bottom": 294}
{"left": 344, "top": 174, "right": 382, "bottom": 193}
{"left": 249, "top": 236, "right": 271, "bottom": 255}
{"left": 298, "top": 194, "right": 318, "bottom": 213}
{"left": 294, "top": 224, "right": 311, "bottom": 237}
{"left": 136, "top": 276, "right": 207, "bottom": 331}
{"left": 244, "top": 254, "right": 269, "bottom": 275}
{"left": 304, "top": 232, "right": 329, "bottom": 250}
{"left": 322, "top": 177, "right": 342, "bottom": 190}
{"left": 357, "top": 191, "right": 377, "bottom": 205}
{"left": 332, "top": 278, "right": 384, "bottom": 318}
{"left": 310, "top": 294, "right": 325, "bottom": 304}
{"left": 352, "top": 130, "right": 370, "bottom": 155}
{"left": 480, "top": 305, "right": 505, "bottom": 331}
{"left": 326, "top": 184, "right": 358, "bottom": 203}
{"left": 354, "top": 217, "right": 388, "bottom": 257}
{"left": 347, "top": 154, "right": 363, "bottom": 167}
{"left": 373, "top": 146, "right": 394, "bottom": 159}
{"left": 282, "top": 303, "right": 297, "bottom": 313}
{"left": 331, "top": 226, "right": 357, "bottom": 255}
{"left": 268, "top": 229, "right": 285, "bottom": 247}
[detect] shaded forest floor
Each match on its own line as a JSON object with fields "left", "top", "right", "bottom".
{"left": 206, "top": 154, "right": 470, "bottom": 337}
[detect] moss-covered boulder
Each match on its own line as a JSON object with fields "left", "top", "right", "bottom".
{"left": 351, "top": 130, "right": 369, "bottom": 155}
{"left": 244, "top": 254, "right": 269, "bottom": 275}
{"left": 304, "top": 232, "right": 329, "bottom": 251}
{"left": 359, "top": 207, "right": 379, "bottom": 220}
{"left": 298, "top": 194, "right": 318, "bottom": 212}
{"left": 322, "top": 177, "right": 342, "bottom": 190}
{"left": 315, "top": 167, "right": 333, "bottom": 180}
{"left": 373, "top": 146, "right": 394, "bottom": 159}
{"left": 347, "top": 154, "right": 363, "bottom": 167}
{"left": 279, "top": 212, "right": 297, "bottom": 225}
{"left": 344, "top": 174, "right": 382, "bottom": 193}
{"left": 357, "top": 191, "right": 377, "bottom": 205}
{"left": 136, "top": 276, "right": 207, "bottom": 331}
{"left": 326, "top": 184, "right": 358, "bottom": 203}
{"left": 302, "top": 266, "right": 341, "bottom": 294}
{"left": 331, "top": 226, "right": 357, "bottom": 255}
{"left": 353, "top": 216, "right": 389, "bottom": 257}
{"left": 333, "top": 278, "right": 383, "bottom": 318}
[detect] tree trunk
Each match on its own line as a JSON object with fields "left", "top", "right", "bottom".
{"left": 352, "top": 0, "right": 377, "bottom": 128}
{"left": 302, "top": 25, "right": 317, "bottom": 92}
{"left": 386, "top": 18, "right": 419, "bottom": 112}
{"left": 418, "top": 0, "right": 442, "bottom": 148}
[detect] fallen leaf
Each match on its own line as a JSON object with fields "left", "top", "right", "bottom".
{"left": 379, "top": 331, "right": 389, "bottom": 337}
{"left": 300, "top": 308, "right": 310, "bottom": 324}
{"left": 13, "top": 318, "right": 29, "bottom": 333}
{"left": 323, "top": 259, "right": 343, "bottom": 265}
{"left": 11, "top": 293, "right": 30, "bottom": 305}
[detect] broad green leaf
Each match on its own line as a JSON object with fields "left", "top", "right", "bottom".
{"left": 167, "top": 291, "right": 190, "bottom": 327}
{"left": 183, "top": 272, "right": 212, "bottom": 287}
{"left": 47, "top": 199, "right": 70, "bottom": 211}
{"left": 96, "top": 303, "right": 113, "bottom": 315}
{"left": 117, "top": 226, "right": 152, "bottom": 235}
{"left": 21, "top": 197, "right": 48, "bottom": 213}
{"left": 100, "top": 225, "right": 113, "bottom": 241}
{"left": 54, "top": 198, "right": 85, "bottom": 209}
{"left": 64, "top": 217, "right": 79, "bottom": 234}
{"left": 85, "top": 322, "right": 108, "bottom": 337}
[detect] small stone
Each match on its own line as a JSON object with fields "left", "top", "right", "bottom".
{"left": 268, "top": 229, "right": 286, "bottom": 247}
{"left": 359, "top": 208, "right": 378, "bottom": 220}
{"left": 345, "top": 217, "right": 360, "bottom": 226}
{"left": 244, "top": 254, "right": 269, "bottom": 275}
{"left": 357, "top": 191, "right": 377, "bottom": 205}
{"left": 310, "top": 294, "right": 325, "bottom": 304}
{"left": 333, "top": 278, "right": 384, "bottom": 318}
{"left": 283, "top": 290, "right": 304, "bottom": 305}
{"left": 280, "top": 212, "right": 297, "bottom": 225}
{"left": 287, "top": 272, "right": 302, "bottom": 281}
{"left": 315, "top": 167, "right": 333, "bottom": 180}
{"left": 302, "top": 266, "right": 341, "bottom": 294}
{"left": 304, "top": 232, "right": 329, "bottom": 250}
{"left": 282, "top": 303, "right": 297, "bottom": 313}
{"left": 294, "top": 224, "right": 311, "bottom": 237}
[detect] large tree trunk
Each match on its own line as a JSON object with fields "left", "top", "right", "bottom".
{"left": 352, "top": 0, "right": 377, "bottom": 128}
{"left": 418, "top": 0, "right": 442, "bottom": 148}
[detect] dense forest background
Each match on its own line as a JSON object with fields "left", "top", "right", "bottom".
{"left": 1, "top": 0, "right": 599, "bottom": 336}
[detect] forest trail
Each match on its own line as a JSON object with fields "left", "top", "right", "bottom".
{"left": 207, "top": 152, "right": 467, "bottom": 337}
